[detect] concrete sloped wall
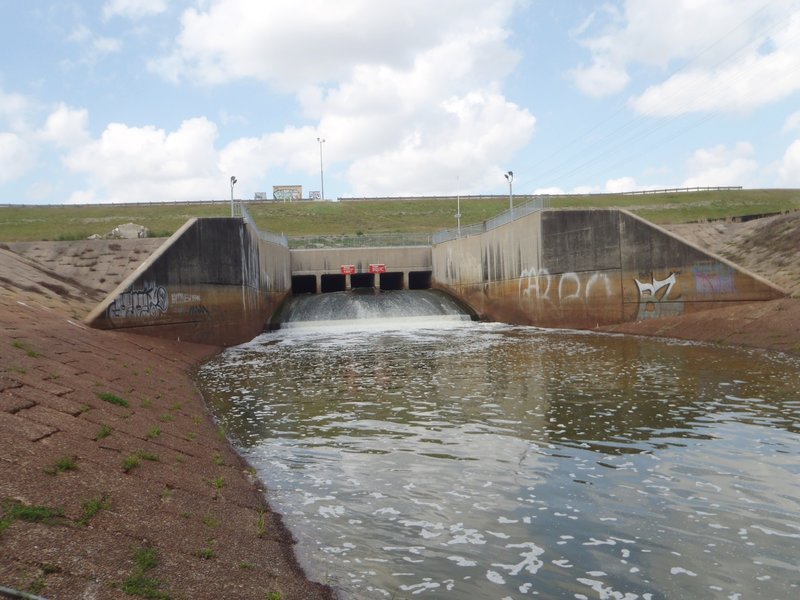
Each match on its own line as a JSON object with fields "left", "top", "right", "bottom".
{"left": 432, "top": 208, "right": 784, "bottom": 328}
{"left": 85, "top": 218, "right": 290, "bottom": 346}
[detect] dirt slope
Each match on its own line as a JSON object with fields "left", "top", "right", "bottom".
{"left": 665, "top": 211, "right": 800, "bottom": 297}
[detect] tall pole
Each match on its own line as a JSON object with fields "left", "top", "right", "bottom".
{"left": 504, "top": 170, "right": 514, "bottom": 212}
{"left": 456, "top": 176, "right": 461, "bottom": 237}
{"left": 230, "top": 175, "right": 237, "bottom": 216}
{"left": 317, "top": 137, "right": 325, "bottom": 201}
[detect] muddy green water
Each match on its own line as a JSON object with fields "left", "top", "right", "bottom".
{"left": 197, "top": 320, "right": 800, "bottom": 599}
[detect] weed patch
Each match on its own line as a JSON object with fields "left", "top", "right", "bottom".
{"left": 122, "top": 455, "right": 141, "bottom": 473}
{"left": 202, "top": 514, "right": 220, "bottom": 528}
{"left": 95, "top": 424, "right": 112, "bottom": 440}
{"left": 44, "top": 455, "right": 78, "bottom": 475}
{"left": 78, "top": 494, "right": 110, "bottom": 526}
{"left": 98, "top": 391, "right": 129, "bottom": 408}
{"left": 257, "top": 509, "right": 267, "bottom": 538}
{"left": 197, "top": 539, "right": 216, "bottom": 560}
{"left": 1, "top": 499, "right": 66, "bottom": 533}
{"left": 121, "top": 546, "right": 171, "bottom": 600}
{"left": 11, "top": 339, "right": 41, "bottom": 357}
{"left": 146, "top": 427, "right": 161, "bottom": 439}
{"left": 123, "top": 450, "right": 160, "bottom": 473}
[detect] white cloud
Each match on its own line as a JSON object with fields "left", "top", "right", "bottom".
{"left": 63, "top": 117, "right": 227, "bottom": 203}
{"left": 0, "top": 88, "right": 35, "bottom": 132}
{"left": 66, "top": 24, "right": 122, "bottom": 63}
{"left": 152, "top": 0, "right": 516, "bottom": 89}
{"left": 683, "top": 142, "right": 757, "bottom": 187}
{"left": 570, "top": 0, "right": 800, "bottom": 114}
{"left": 569, "top": 58, "right": 629, "bottom": 98}
{"left": 39, "top": 104, "right": 89, "bottom": 148}
{"left": 344, "top": 91, "right": 534, "bottom": 196}
{"left": 149, "top": 0, "right": 531, "bottom": 197}
{"left": 533, "top": 186, "right": 566, "bottom": 195}
{"left": 103, "top": 0, "right": 167, "bottom": 20}
{"left": 604, "top": 176, "right": 638, "bottom": 193}
{"left": 778, "top": 139, "right": 800, "bottom": 184}
{"left": 0, "top": 133, "right": 36, "bottom": 184}
{"left": 93, "top": 37, "right": 123, "bottom": 54}
{"left": 782, "top": 110, "right": 800, "bottom": 133}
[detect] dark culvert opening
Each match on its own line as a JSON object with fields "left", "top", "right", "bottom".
{"left": 292, "top": 275, "right": 317, "bottom": 294}
{"left": 350, "top": 273, "right": 375, "bottom": 289}
{"left": 408, "top": 271, "right": 432, "bottom": 290}
{"left": 379, "top": 272, "right": 404, "bottom": 291}
{"left": 321, "top": 274, "right": 347, "bottom": 293}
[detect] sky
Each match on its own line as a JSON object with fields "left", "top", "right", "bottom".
{"left": 2, "top": 0, "right": 800, "bottom": 205}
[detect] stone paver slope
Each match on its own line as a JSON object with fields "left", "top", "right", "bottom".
{"left": 0, "top": 250, "right": 332, "bottom": 599}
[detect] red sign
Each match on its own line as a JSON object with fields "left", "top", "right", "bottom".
{"left": 369, "top": 264, "right": 386, "bottom": 274}
{"left": 340, "top": 265, "right": 356, "bottom": 275}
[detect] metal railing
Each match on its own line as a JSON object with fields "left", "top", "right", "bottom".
{"left": 432, "top": 195, "right": 551, "bottom": 244}
{"left": 289, "top": 232, "right": 432, "bottom": 249}
{"left": 618, "top": 185, "right": 742, "bottom": 195}
{"left": 240, "top": 204, "right": 288, "bottom": 247}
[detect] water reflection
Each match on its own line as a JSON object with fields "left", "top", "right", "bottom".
{"left": 197, "top": 322, "right": 800, "bottom": 599}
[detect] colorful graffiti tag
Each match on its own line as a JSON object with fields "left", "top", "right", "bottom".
{"left": 634, "top": 273, "right": 683, "bottom": 320}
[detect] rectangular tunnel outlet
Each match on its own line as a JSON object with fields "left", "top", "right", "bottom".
{"left": 380, "top": 272, "right": 404, "bottom": 291}
{"left": 321, "top": 274, "right": 346, "bottom": 293}
{"left": 408, "top": 271, "right": 432, "bottom": 290}
{"left": 292, "top": 275, "right": 317, "bottom": 294}
{"left": 351, "top": 273, "right": 375, "bottom": 289}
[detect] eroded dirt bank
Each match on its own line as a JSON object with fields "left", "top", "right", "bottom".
{"left": 0, "top": 248, "right": 332, "bottom": 599}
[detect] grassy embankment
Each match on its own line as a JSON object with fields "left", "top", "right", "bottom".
{"left": 1, "top": 189, "right": 798, "bottom": 242}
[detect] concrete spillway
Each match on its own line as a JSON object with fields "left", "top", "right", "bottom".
{"left": 85, "top": 209, "right": 785, "bottom": 346}
{"left": 272, "top": 289, "right": 475, "bottom": 329}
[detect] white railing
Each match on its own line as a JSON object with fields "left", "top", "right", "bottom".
{"left": 240, "top": 204, "right": 288, "bottom": 247}
{"left": 289, "top": 232, "right": 432, "bottom": 249}
{"left": 432, "top": 195, "right": 551, "bottom": 244}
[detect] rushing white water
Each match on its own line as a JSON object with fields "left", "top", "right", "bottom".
{"left": 273, "top": 289, "right": 474, "bottom": 329}
{"left": 198, "top": 316, "right": 800, "bottom": 600}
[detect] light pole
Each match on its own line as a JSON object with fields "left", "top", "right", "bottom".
{"left": 455, "top": 177, "right": 461, "bottom": 237}
{"left": 230, "top": 175, "right": 237, "bottom": 216}
{"left": 317, "top": 137, "right": 325, "bottom": 201}
{"left": 504, "top": 170, "right": 514, "bottom": 212}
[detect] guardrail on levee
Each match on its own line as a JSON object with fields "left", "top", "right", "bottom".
{"left": 432, "top": 195, "right": 551, "bottom": 244}
{"left": 288, "top": 233, "right": 433, "bottom": 249}
{"left": 240, "top": 204, "right": 288, "bottom": 247}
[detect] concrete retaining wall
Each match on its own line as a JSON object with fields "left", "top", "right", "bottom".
{"left": 290, "top": 246, "right": 431, "bottom": 275}
{"left": 432, "top": 208, "right": 785, "bottom": 328}
{"left": 85, "top": 218, "right": 290, "bottom": 346}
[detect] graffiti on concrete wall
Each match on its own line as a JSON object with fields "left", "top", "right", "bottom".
{"left": 634, "top": 272, "right": 683, "bottom": 320}
{"left": 107, "top": 281, "right": 168, "bottom": 321}
{"left": 171, "top": 291, "right": 210, "bottom": 319}
{"left": 692, "top": 263, "right": 736, "bottom": 295}
{"left": 520, "top": 268, "right": 614, "bottom": 305}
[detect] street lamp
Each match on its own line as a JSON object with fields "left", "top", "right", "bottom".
{"left": 455, "top": 177, "right": 461, "bottom": 237}
{"left": 230, "top": 175, "right": 237, "bottom": 216}
{"left": 504, "top": 170, "right": 514, "bottom": 212}
{"left": 317, "top": 137, "right": 325, "bottom": 201}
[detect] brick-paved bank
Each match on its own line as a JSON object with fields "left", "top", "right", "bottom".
{"left": 0, "top": 247, "right": 332, "bottom": 600}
